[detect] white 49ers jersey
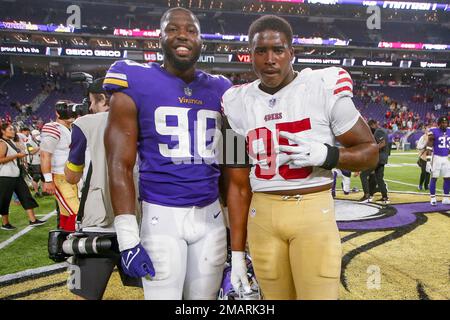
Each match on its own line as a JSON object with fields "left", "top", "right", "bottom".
{"left": 41, "top": 122, "right": 71, "bottom": 174}
{"left": 222, "top": 66, "right": 360, "bottom": 192}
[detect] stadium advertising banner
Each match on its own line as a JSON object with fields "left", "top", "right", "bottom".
{"left": 0, "top": 21, "right": 74, "bottom": 33}
{"left": 114, "top": 28, "right": 160, "bottom": 37}
{"left": 0, "top": 44, "right": 46, "bottom": 55}
{"left": 416, "top": 61, "right": 448, "bottom": 68}
{"left": 144, "top": 51, "right": 216, "bottom": 63}
{"left": 263, "top": 1, "right": 449, "bottom": 11}
{"left": 293, "top": 38, "right": 349, "bottom": 46}
{"left": 379, "top": 42, "right": 450, "bottom": 51}
{"left": 296, "top": 57, "right": 342, "bottom": 65}
{"left": 144, "top": 51, "right": 164, "bottom": 62}
{"left": 229, "top": 53, "right": 251, "bottom": 63}
{"left": 113, "top": 29, "right": 349, "bottom": 46}
{"left": 61, "top": 48, "right": 124, "bottom": 58}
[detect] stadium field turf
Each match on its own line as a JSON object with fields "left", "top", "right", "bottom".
{"left": 0, "top": 150, "right": 448, "bottom": 300}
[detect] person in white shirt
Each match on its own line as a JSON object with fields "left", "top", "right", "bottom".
{"left": 0, "top": 123, "right": 45, "bottom": 230}
{"left": 40, "top": 101, "right": 79, "bottom": 231}
{"left": 222, "top": 15, "right": 378, "bottom": 300}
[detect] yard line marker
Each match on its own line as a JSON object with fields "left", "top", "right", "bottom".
{"left": 0, "top": 262, "right": 68, "bottom": 286}
{"left": 390, "top": 153, "right": 417, "bottom": 156}
{"left": 0, "top": 210, "right": 56, "bottom": 250}
{"left": 384, "top": 179, "right": 443, "bottom": 192}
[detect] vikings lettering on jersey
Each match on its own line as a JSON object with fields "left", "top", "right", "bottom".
{"left": 104, "top": 60, "right": 232, "bottom": 207}
{"left": 429, "top": 127, "right": 450, "bottom": 157}
{"left": 222, "top": 66, "right": 359, "bottom": 192}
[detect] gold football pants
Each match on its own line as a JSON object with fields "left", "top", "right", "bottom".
{"left": 247, "top": 190, "right": 342, "bottom": 300}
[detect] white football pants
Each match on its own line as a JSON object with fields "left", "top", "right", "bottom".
{"left": 140, "top": 199, "right": 227, "bottom": 300}
{"left": 431, "top": 155, "right": 450, "bottom": 178}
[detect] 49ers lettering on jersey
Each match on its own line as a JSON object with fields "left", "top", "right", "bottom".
{"left": 222, "top": 66, "right": 360, "bottom": 192}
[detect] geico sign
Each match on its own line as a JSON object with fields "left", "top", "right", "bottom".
{"left": 65, "top": 49, "right": 122, "bottom": 57}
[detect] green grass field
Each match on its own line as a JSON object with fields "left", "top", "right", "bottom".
{"left": 0, "top": 150, "right": 438, "bottom": 276}
{"left": 0, "top": 196, "right": 58, "bottom": 276}
{"left": 348, "top": 150, "right": 438, "bottom": 194}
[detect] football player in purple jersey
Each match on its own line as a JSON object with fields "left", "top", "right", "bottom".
{"left": 425, "top": 116, "right": 450, "bottom": 205}
{"left": 104, "top": 7, "right": 232, "bottom": 300}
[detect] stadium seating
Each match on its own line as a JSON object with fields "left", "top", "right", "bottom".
{"left": 0, "top": 74, "right": 83, "bottom": 124}
{"left": 1, "top": 0, "right": 448, "bottom": 43}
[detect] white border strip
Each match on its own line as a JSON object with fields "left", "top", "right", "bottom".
{"left": 389, "top": 153, "right": 418, "bottom": 156}
{"left": 385, "top": 178, "right": 443, "bottom": 192}
{"left": 0, "top": 262, "right": 68, "bottom": 285}
{"left": 0, "top": 210, "right": 56, "bottom": 250}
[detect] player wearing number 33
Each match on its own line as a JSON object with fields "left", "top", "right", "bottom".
{"left": 222, "top": 15, "right": 378, "bottom": 300}
{"left": 425, "top": 116, "right": 450, "bottom": 206}
{"left": 103, "top": 8, "right": 232, "bottom": 299}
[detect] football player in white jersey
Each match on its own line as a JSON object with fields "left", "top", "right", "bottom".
{"left": 40, "top": 101, "right": 79, "bottom": 231}
{"left": 222, "top": 15, "right": 378, "bottom": 300}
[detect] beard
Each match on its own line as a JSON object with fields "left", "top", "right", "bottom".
{"left": 162, "top": 42, "right": 201, "bottom": 72}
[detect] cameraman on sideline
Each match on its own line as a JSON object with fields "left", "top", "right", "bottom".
{"left": 64, "top": 78, "right": 140, "bottom": 300}
{"left": 40, "top": 101, "right": 79, "bottom": 231}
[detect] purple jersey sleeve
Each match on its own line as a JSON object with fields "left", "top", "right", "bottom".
{"left": 68, "top": 124, "right": 87, "bottom": 166}
{"left": 103, "top": 59, "right": 145, "bottom": 106}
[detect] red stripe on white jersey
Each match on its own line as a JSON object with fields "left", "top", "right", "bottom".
{"left": 336, "top": 77, "right": 353, "bottom": 86}
{"left": 42, "top": 124, "right": 60, "bottom": 130}
{"left": 42, "top": 127, "right": 61, "bottom": 136}
{"left": 334, "top": 86, "right": 353, "bottom": 95}
{"left": 42, "top": 127, "right": 60, "bottom": 133}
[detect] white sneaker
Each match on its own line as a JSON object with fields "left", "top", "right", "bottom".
{"left": 442, "top": 197, "right": 450, "bottom": 205}
{"left": 430, "top": 197, "right": 437, "bottom": 206}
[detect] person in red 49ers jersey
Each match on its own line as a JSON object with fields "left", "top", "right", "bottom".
{"left": 222, "top": 15, "right": 378, "bottom": 300}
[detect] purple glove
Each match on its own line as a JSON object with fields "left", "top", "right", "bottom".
{"left": 120, "top": 243, "right": 155, "bottom": 279}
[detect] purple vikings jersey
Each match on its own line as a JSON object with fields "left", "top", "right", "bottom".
{"left": 103, "top": 60, "right": 232, "bottom": 207}
{"left": 430, "top": 127, "right": 450, "bottom": 157}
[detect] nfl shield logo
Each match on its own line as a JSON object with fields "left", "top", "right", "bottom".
{"left": 184, "top": 87, "right": 193, "bottom": 96}
{"left": 269, "top": 97, "right": 276, "bottom": 108}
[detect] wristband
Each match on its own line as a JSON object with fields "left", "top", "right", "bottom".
{"left": 320, "top": 144, "right": 340, "bottom": 170}
{"left": 114, "top": 214, "right": 140, "bottom": 251}
{"left": 426, "top": 146, "right": 433, "bottom": 151}
{"left": 43, "top": 173, "right": 53, "bottom": 182}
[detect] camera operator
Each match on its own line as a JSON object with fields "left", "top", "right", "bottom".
{"left": 40, "top": 101, "right": 79, "bottom": 231}
{"left": 63, "top": 78, "right": 140, "bottom": 300}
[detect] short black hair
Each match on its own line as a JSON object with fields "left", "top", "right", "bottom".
{"left": 160, "top": 7, "right": 200, "bottom": 31}
{"left": 88, "top": 77, "right": 106, "bottom": 94}
{"left": 248, "top": 15, "right": 293, "bottom": 47}
{"left": 20, "top": 127, "right": 30, "bottom": 132}
{"left": 438, "top": 116, "right": 448, "bottom": 125}
{"left": 367, "top": 119, "right": 377, "bottom": 127}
